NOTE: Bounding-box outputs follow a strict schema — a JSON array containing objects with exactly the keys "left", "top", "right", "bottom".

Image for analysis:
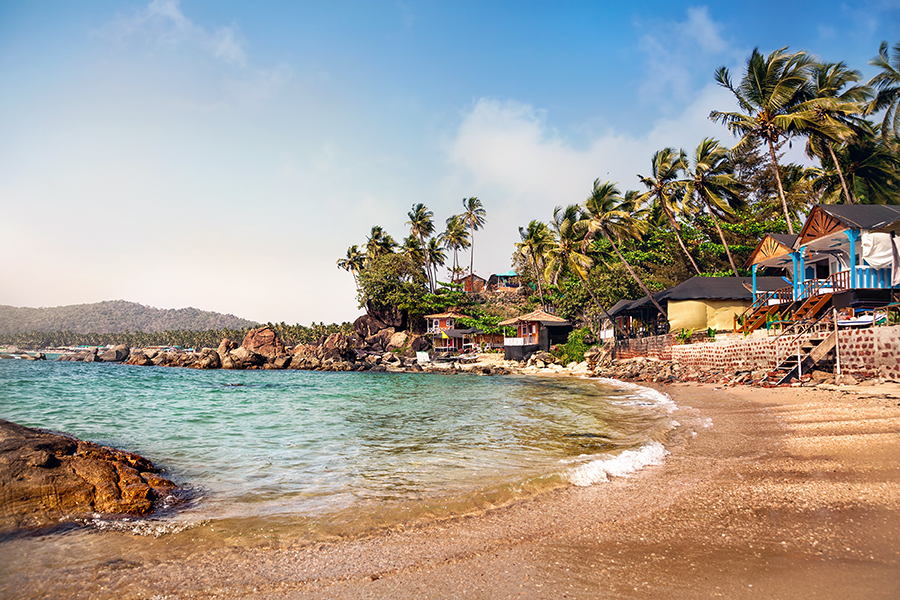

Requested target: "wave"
[{"left": 563, "top": 441, "right": 669, "bottom": 486}]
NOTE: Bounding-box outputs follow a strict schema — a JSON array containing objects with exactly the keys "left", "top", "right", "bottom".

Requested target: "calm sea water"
[{"left": 0, "top": 359, "right": 676, "bottom": 538}]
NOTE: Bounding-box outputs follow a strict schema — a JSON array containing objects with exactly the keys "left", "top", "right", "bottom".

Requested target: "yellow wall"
[{"left": 667, "top": 299, "right": 749, "bottom": 333}]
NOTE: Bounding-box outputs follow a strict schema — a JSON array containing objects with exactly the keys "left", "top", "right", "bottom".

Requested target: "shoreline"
[{"left": 3, "top": 379, "right": 899, "bottom": 598}]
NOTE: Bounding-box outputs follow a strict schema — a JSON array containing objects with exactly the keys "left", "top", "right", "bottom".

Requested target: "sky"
[{"left": 1, "top": 1, "right": 898, "bottom": 325}]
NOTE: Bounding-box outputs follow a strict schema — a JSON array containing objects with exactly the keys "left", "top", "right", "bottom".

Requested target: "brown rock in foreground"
[{"left": 0, "top": 419, "right": 180, "bottom": 532}]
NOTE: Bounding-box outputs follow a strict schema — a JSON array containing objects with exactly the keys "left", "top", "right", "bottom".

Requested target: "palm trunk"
[
  {"left": 469, "top": 224, "right": 475, "bottom": 279},
  {"left": 703, "top": 195, "right": 739, "bottom": 276},
  {"left": 603, "top": 229, "right": 668, "bottom": 318},
  {"left": 575, "top": 270, "right": 627, "bottom": 337},
  {"left": 767, "top": 139, "right": 794, "bottom": 235},
  {"left": 529, "top": 253, "right": 545, "bottom": 308},
  {"left": 828, "top": 142, "right": 853, "bottom": 204},
  {"left": 661, "top": 203, "right": 702, "bottom": 275}
]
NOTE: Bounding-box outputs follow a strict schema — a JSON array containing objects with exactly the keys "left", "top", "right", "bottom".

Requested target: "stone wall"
[{"left": 619, "top": 326, "right": 900, "bottom": 377}]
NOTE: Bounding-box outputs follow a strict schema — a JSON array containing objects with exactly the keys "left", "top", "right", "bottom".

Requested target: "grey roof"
[
  {"left": 443, "top": 327, "right": 481, "bottom": 338},
  {"left": 817, "top": 204, "right": 900, "bottom": 231},
  {"left": 608, "top": 276, "right": 791, "bottom": 317},
  {"left": 769, "top": 233, "right": 799, "bottom": 248}
]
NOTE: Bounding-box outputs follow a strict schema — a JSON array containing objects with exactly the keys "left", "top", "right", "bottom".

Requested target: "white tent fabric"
[
  {"left": 893, "top": 235, "right": 900, "bottom": 287},
  {"left": 862, "top": 231, "right": 894, "bottom": 268}
]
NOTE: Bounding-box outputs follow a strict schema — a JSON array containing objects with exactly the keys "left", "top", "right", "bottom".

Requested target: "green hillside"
[{"left": 0, "top": 300, "right": 258, "bottom": 335}]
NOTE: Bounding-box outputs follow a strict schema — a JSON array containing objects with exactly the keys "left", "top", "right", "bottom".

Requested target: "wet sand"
[{"left": 3, "top": 381, "right": 900, "bottom": 599}]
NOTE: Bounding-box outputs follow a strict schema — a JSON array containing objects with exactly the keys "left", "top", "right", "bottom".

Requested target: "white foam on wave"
[
  {"left": 592, "top": 377, "right": 677, "bottom": 412},
  {"left": 565, "top": 441, "right": 669, "bottom": 486}
]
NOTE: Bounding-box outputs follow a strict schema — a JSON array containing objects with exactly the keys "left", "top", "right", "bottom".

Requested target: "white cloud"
[
  {"left": 442, "top": 86, "right": 737, "bottom": 276},
  {"left": 110, "top": 0, "right": 247, "bottom": 66},
  {"left": 637, "top": 6, "right": 736, "bottom": 106}
]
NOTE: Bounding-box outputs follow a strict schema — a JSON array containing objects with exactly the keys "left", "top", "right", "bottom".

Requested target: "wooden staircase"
[
  {"left": 770, "top": 332, "right": 837, "bottom": 385},
  {"left": 792, "top": 293, "right": 833, "bottom": 321}
]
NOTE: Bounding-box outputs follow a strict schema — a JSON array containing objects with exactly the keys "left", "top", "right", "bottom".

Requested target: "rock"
[
  {"left": 125, "top": 351, "right": 153, "bottom": 366},
  {"left": 289, "top": 345, "right": 322, "bottom": 370},
  {"left": 411, "top": 335, "right": 432, "bottom": 352},
  {"left": 0, "top": 419, "right": 181, "bottom": 532},
  {"left": 366, "top": 328, "right": 397, "bottom": 352},
  {"left": 353, "top": 314, "right": 385, "bottom": 338},
  {"left": 217, "top": 338, "right": 237, "bottom": 361},
  {"left": 229, "top": 346, "right": 265, "bottom": 368},
  {"left": 272, "top": 355, "right": 292, "bottom": 369},
  {"left": 98, "top": 344, "right": 130, "bottom": 363},
  {"left": 811, "top": 370, "right": 832, "bottom": 382},
  {"left": 835, "top": 373, "right": 858, "bottom": 386},
  {"left": 240, "top": 326, "right": 286, "bottom": 360},
  {"left": 387, "top": 331, "right": 408, "bottom": 351},
  {"left": 191, "top": 348, "right": 221, "bottom": 370}
]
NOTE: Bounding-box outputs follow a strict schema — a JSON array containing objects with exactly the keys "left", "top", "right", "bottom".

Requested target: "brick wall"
[
  {"left": 615, "top": 335, "right": 674, "bottom": 360},
  {"left": 619, "top": 326, "right": 900, "bottom": 377}
]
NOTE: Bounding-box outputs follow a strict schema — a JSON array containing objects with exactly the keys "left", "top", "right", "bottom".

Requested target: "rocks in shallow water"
[{"left": 0, "top": 419, "right": 180, "bottom": 532}]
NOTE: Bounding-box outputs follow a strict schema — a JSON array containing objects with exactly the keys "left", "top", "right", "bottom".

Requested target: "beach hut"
[
  {"left": 453, "top": 274, "right": 486, "bottom": 293},
  {"left": 424, "top": 311, "right": 478, "bottom": 352},
  {"left": 499, "top": 309, "right": 572, "bottom": 361},
  {"left": 487, "top": 270, "right": 520, "bottom": 292},
  {"left": 608, "top": 276, "right": 789, "bottom": 336},
  {"left": 740, "top": 204, "right": 900, "bottom": 333}
]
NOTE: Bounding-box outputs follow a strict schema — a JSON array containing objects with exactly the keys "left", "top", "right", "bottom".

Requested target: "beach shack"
[
  {"left": 499, "top": 309, "right": 572, "bottom": 361},
  {"left": 487, "top": 270, "right": 520, "bottom": 292},
  {"left": 453, "top": 274, "right": 486, "bottom": 293},
  {"left": 740, "top": 204, "right": 900, "bottom": 334},
  {"left": 424, "top": 311, "right": 478, "bottom": 352},
  {"left": 607, "top": 276, "right": 790, "bottom": 336}
]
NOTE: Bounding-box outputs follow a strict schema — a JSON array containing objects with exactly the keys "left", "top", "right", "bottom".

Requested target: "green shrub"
[{"left": 552, "top": 327, "right": 591, "bottom": 365}]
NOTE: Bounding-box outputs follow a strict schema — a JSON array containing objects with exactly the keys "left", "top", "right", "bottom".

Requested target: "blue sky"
[{"left": 1, "top": 1, "right": 898, "bottom": 324}]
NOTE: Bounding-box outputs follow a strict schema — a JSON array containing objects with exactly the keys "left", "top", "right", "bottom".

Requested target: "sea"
[{"left": 0, "top": 359, "right": 678, "bottom": 591}]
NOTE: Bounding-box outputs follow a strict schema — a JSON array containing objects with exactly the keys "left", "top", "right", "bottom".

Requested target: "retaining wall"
[{"left": 617, "top": 326, "right": 900, "bottom": 377}]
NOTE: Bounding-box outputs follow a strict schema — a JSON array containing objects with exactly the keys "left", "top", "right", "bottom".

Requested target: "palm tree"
[
  {"left": 336, "top": 244, "right": 366, "bottom": 284},
  {"left": 401, "top": 235, "right": 426, "bottom": 268},
  {"left": 638, "top": 148, "right": 701, "bottom": 275},
  {"left": 544, "top": 204, "right": 588, "bottom": 285},
  {"left": 516, "top": 220, "right": 555, "bottom": 308},
  {"left": 711, "top": 47, "right": 817, "bottom": 234},
  {"left": 425, "top": 238, "right": 447, "bottom": 289},
  {"left": 677, "top": 138, "right": 744, "bottom": 276},
  {"left": 406, "top": 203, "right": 436, "bottom": 289},
  {"left": 815, "top": 128, "right": 900, "bottom": 204},
  {"left": 441, "top": 215, "right": 470, "bottom": 280},
  {"left": 868, "top": 41, "right": 900, "bottom": 145},
  {"left": 365, "top": 225, "right": 397, "bottom": 260},
  {"left": 459, "top": 196, "right": 487, "bottom": 280},
  {"left": 805, "top": 62, "right": 873, "bottom": 204},
  {"left": 580, "top": 180, "right": 667, "bottom": 319}
]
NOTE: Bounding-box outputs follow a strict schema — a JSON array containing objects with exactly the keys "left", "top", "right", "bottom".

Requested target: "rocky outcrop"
[
  {"left": 0, "top": 420, "right": 180, "bottom": 532},
  {"left": 241, "top": 326, "right": 285, "bottom": 359},
  {"left": 98, "top": 344, "right": 130, "bottom": 363}
]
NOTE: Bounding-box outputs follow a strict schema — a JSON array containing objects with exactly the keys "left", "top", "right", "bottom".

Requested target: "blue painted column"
[
  {"left": 790, "top": 253, "right": 800, "bottom": 300},
  {"left": 798, "top": 248, "right": 806, "bottom": 299},
  {"left": 752, "top": 263, "right": 758, "bottom": 296},
  {"left": 845, "top": 230, "right": 859, "bottom": 288}
]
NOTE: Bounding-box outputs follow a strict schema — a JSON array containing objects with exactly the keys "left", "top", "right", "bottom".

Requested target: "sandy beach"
[{"left": 3, "top": 378, "right": 898, "bottom": 599}]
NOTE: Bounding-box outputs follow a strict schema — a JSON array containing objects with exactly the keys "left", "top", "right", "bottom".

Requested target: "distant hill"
[{"left": 0, "top": 301, "right": 258, "bottom": 334}]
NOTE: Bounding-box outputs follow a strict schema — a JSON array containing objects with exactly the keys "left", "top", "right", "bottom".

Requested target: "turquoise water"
[{"left": 0, "top": 359, "right": 676, "bottom": 535}]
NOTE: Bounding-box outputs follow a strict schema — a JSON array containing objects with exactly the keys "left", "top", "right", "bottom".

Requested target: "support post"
[
  {"left": 845, "top": 230, "right": 859, "bottom": 289},
  {"left": 833, "top": 307, "right": 841, "bottom": 377}
]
